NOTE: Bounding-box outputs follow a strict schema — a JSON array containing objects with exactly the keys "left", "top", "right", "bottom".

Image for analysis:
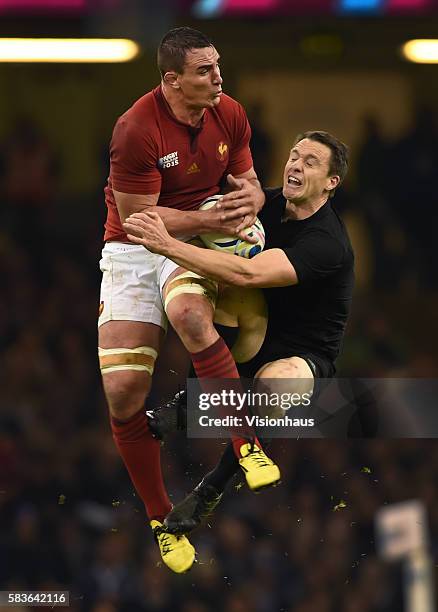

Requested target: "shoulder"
[
  {"left": 323, "top": 203, "right": 354, "bottom": 257},
  {"left": 300, "top": 226, "right": 353, "bottom": 268},
  {"left": 111, "top": 91, "right": 162, "bottom": 153},
  {"left": 114, "top": 88, "right": 158, "bottom": 134},
  {"left": 304, "top": 202, "right": 350, "bottom": 239},
  {"left": 215, "top": 94, "right": 248, "bottom": 119}
]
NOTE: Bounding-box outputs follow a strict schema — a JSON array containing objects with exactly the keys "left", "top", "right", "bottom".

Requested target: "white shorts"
[{"left": 98, "top": 242, "right": 181, "bottom": 330}]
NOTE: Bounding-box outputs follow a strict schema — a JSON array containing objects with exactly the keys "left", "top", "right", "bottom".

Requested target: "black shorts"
[
  {"left": 237, "top": 347, "right": 335, "bottom": 380},
  {"left": 214, "top": 323, "right": 335, "bottom": 381},
  {"left": 236, "top": 349, "right": 333, "bottom": 413}
]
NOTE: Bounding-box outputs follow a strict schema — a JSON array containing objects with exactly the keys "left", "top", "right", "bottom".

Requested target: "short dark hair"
[
  {"left": 294, "top": 130, "right": 349, "bottom": 197},
  {"left": 157, "top": 27, "right": 213, "bottom": 77}
]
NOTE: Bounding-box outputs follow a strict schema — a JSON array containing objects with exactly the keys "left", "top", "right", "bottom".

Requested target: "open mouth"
[{"left": 287, "top": 175, "right": 302, "bottom": 186}]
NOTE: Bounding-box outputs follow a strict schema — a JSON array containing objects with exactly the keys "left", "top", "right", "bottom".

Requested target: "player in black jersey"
[{"left": 123, "top": 131, "right": 354, "bottom": 534}]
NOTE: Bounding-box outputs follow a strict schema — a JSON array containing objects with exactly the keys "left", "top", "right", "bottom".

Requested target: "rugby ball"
[{"left": 199, "top": 195, "right": 265, "bottom": 259}]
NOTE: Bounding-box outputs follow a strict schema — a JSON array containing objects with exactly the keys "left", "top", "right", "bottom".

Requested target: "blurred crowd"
[{"left": 0, "top": 110, "right": 437, "bottom": 611}]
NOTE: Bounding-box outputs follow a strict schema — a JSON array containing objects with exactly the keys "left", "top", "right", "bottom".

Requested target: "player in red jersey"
[{"left": 98, "top": 27, "right": 280, "bottom": 573}]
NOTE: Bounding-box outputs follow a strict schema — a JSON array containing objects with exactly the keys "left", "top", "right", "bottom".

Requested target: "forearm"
[
  {"left": 247, "top": 176, "right": 262, "bottom": 190},
  {"left": 162, "top": 238, "right": 253, "bottom": 286},
  {"left": 114, "top": 189, "right": 225, "bottom": 237},
  {"left": 155, "top": 206, "right": 224, "bottom": 237},
  {"left": 122, "top": 211, "right": 296, "bottom": 288}
]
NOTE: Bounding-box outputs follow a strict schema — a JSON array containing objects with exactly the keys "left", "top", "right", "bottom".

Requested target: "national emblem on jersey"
[{"left": 216, "top": 141, "right": 228, "bottom": 161}]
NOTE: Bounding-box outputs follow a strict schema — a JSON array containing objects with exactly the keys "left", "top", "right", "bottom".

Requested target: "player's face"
[
  {"left": 177, "top": 46, "right": 223, "bottom": 109},
  {"left": 283, "top": 139, "right": 339, "bottom": 204}
]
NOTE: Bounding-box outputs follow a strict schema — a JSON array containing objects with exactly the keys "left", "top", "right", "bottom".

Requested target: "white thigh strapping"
[{"left": 157, "top": 255, "right": 182, "bottom": 296}]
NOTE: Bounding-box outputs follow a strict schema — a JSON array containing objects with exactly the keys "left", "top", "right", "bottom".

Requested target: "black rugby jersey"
[{"left": 257, "top": 187, "right": 354, "bottom": 366}]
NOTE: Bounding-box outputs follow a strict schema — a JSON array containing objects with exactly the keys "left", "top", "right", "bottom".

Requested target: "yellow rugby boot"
[
  {"left": 238, "top": 443, "right": 281, "bottom": 491},
  {"left": 150, "top": 520, "right": 195, "bottom": 573}
]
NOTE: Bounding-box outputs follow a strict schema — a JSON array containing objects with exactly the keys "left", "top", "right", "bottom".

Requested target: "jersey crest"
[{"left": 217, "top": 141, "right": 228, "bottom": 161}]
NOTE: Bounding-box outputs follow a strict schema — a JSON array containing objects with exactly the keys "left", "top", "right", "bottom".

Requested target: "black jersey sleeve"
[{"left": 283, "top": 229, "right": 345, "bottom": 284}]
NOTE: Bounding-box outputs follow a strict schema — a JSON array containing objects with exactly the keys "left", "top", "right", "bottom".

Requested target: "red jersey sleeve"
[
  {"left": 226, "top": 101, "right": 253, "bottom": 177},
  {"left": 110, "top": 116, "right": 162, "bottom": 195}
]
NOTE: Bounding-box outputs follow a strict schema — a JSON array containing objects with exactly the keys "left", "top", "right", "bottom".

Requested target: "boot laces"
[
  {"left": 247, "top": 448, "right": 270, "bottom": 468},
  {"left": 155, "top": 528, "right": 175, "bottom": 556}
]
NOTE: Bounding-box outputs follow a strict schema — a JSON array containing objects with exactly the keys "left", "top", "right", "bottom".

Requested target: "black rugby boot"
[
  {"left": 164, "top": 480, "right": 223, "bottom": 534},
  {"left": 147, "top": 389, "right": 187, "bottom": 440}
]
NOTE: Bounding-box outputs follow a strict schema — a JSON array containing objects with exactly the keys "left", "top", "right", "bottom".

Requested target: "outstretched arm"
[
  {"left": 114, "top": 189, "right": 257, "bottom": 239},
  {"left": 123, "top": 211, "right": 298, "bottom": 289}
]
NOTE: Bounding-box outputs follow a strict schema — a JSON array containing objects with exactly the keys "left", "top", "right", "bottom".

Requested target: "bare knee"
[
  {"left": 257, "top": 357, "right": 312, "bottom": 379},
  {"left": 256, "top": 357, "right": 314, "bottom": 398},
  {"left": 98, "top": 320, "right": 163, "bottom": 420},
  {"left": 257, "top": 361, "right": 297, "bottom": 379},
  {"left": 167, "top": 300, "right": 216, "bottom": 351},
  {"left": 169, "top": 304, "right": 208, "bottom": 338},
  {"left": 102, "top": 371, "right": 151, "bottom": 421}
]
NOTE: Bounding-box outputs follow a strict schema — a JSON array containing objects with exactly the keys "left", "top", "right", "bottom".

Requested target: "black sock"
[{"left": 202, "top": 443, "right": 239, "bottom": 493}]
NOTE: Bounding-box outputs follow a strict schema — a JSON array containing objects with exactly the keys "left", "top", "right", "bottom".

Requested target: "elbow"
[
  {"left": 229, "top": 271, "right": 260, "bottom": 289},
  {"left": 220, "top": 259, "right": 260, "bottom": 288},
  {"left": 244, "top": 276, "right": 262, "bottom": 289}
]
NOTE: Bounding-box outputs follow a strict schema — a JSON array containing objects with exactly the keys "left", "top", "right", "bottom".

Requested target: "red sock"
[
  {"left": 110, "top": 409, "right": 172, "bottom": 522},
  {"left": 190, "top": 337, "right": 261, "bottom": 458}
]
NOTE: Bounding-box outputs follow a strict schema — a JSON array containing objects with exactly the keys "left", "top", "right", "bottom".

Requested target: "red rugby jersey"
[{"left": 104, "top": 86, "right": 253, "bottom": 242}]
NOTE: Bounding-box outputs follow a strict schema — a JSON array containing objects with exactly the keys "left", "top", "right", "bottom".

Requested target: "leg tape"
[
  {"left": 164, "top": 271, "right": 218, "bottom": 312},
  {"left": 98, "top": 346, "right": 157, "bottom": 375}
]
